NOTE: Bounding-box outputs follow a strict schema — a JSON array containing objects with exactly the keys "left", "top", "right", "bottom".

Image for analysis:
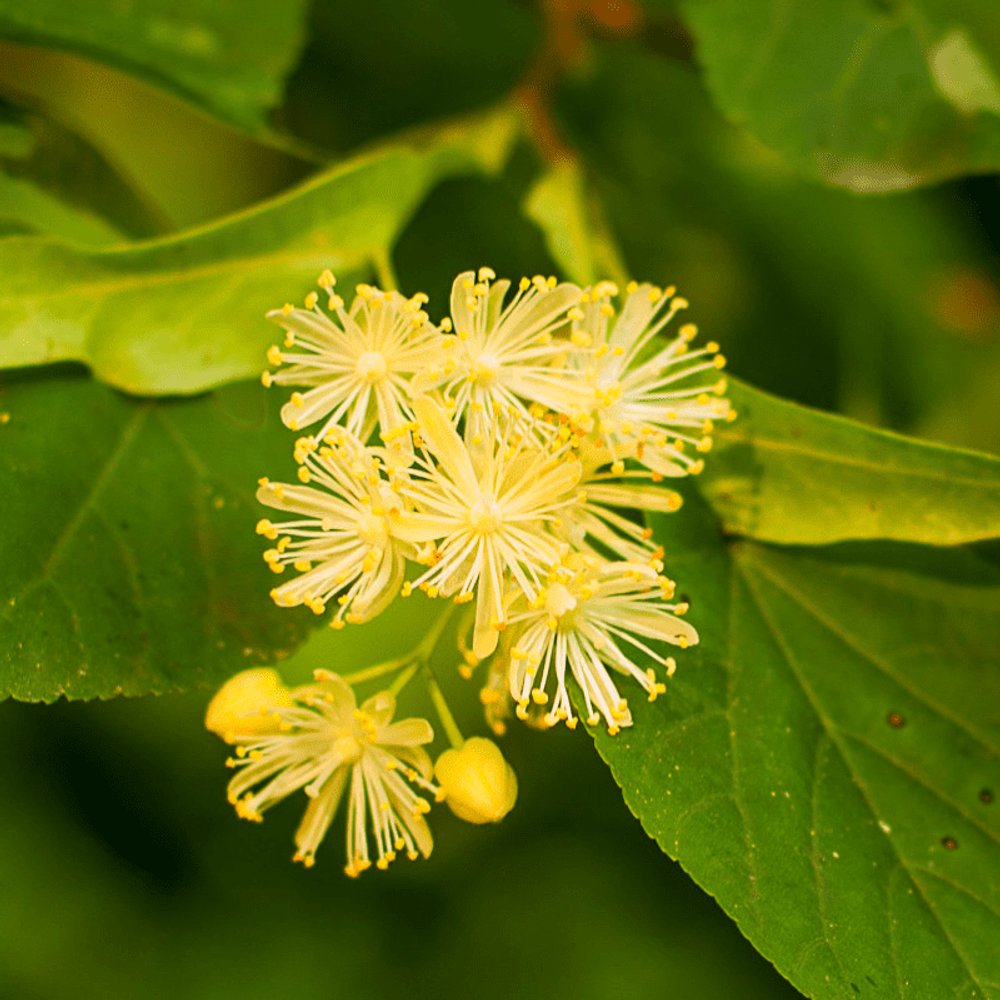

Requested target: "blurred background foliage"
[{"left": 1, "top": 0, "right": 999, "bottom": 997}]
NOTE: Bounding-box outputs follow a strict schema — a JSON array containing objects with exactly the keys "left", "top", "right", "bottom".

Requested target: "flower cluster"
[
  {"left": 258, "top": 267, "right": 731, "bottom": 729},
  {"left": 207, "top": 265, "right": 732, "bottom": 874}
]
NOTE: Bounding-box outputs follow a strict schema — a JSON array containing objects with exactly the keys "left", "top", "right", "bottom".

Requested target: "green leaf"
[
  {"left": 591, "top": 493, "right": 1000, "bottom": 1000},
  {"left": 0, "top": 371, "right": 314, "bottom": 703},
  {"left": 700, "top": 379, "right": 1000, "bottom": 546},
  {"left": 0, "top": 105, "right": 520, "bottom": 394},
  {"left": 0, "top": 97, "right": 164, "bottom": 242},
  {"left": 0, "top": 171, "right": 123, "bottom": 246},
  {"left": 673, "top": 0, "right": 1000, "bottom": 188},
  {"left": 522, "top": 159, "right": 630, "bottom": 288},
  {"left": 0, "top": 0, "right": 308, "bottom": 132}
]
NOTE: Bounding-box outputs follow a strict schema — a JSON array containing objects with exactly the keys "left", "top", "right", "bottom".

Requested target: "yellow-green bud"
[
  {"left": 434, "top": 737, "right": 517, "bottom": 824},
  {"left": 205, "top": 668, "right": 292, "bottom": 743}
]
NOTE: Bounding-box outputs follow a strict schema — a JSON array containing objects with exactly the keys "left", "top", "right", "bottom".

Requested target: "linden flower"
[
  {"left": 263, "top": 272, "right": 441, "bottom": 454},
  {"left": 256, "top": 430, "right": 411, "bottom": 628},
  {"left": 423, "top": 267, "right": 585, "bottom": 434},
  {"left": 506, "top": 558, "right": 698, "bottom": 733},
  {"left": 570, "top": 281, "right": 732, "bottom": 477},
  {"left": 389, "top": 396, "right": 580, "bottom": 659},
  {"left": 220, "top": 669, "right": 441, "bottom": 875}
]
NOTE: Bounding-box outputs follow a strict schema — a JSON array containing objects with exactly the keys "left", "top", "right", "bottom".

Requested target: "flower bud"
[
  {"left": 205, "top": 668, "right": 292, "bottom": 743},
  {"left": 434, "top": 737, "right": 517, "bottom": 824}
]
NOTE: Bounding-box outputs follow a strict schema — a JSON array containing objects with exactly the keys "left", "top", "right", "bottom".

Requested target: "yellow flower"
[
  {"left": 435, "top": 737, "right": 518, "bottom": 824},
  {"left": 570, "top": 281, "right": 732, "bottom": 477},
  {"left": 255, "top": 430, "right": 412, "bottom": 628},
  {"left": 506, "top": 557, "right": 696, "bottom": 734},
  {"left": 216, "top": 669, "right": 442, "bottom": 875},
  {"left": 420, "top": 268, "right": 586, "bottom": 436},
  {"left": 205, "top": 668, "right": 292, "bottom": 742},
  {"left": 264, "top": 276, "right": 441, "bottom": 457},
  {"left": 390, "top": 396, "right": 580, "bottom": 659}
]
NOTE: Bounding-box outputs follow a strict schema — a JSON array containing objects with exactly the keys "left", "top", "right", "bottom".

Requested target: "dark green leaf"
[
  {"left": 0, "top": 105, "right": 520, "bottom": 394},
  {"left": 0, "top": 372, "right": 313, "bottom": 702},
  {"left": 702, "top": 379, "right": 1000, "bottom": 546},
  {"left": 591, "top": 492, "right": 1000, "bottom": 1000},
  {"left": 673, "top": 0, "right": 1000, "bottom": 188},
  {"left": 0, "top": 0, "right": 309, "bottom": 132}
]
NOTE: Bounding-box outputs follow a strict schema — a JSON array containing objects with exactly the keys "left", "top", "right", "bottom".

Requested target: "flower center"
[
  {"left": 355, "top": 512, "right": 388, "bottom": 546},
  {"left": 331, "top": 734, "right": 364, "bottom": 763},
  {"left": 356, "top": 351, "right": 388, "bottom": 383},
  {"left": 468, "top": 497, "right": 504, "bottom": 534},
  {"left": 469, "top": 354, "right": 500, "bottom": 385},
  {"left": 545, "top": 582, "right": 579, "bottom": 628}
]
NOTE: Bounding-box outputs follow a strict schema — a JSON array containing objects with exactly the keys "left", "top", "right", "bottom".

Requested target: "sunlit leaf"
[
  {"left": 591, "top": 493, "right": 1000, "bottom": 1000},
  {"left": 0, "top": 105, "right": 520, "bottom": 394},
  {"left": 702, "top": 379, "right": 1000, "bottom": 546}
]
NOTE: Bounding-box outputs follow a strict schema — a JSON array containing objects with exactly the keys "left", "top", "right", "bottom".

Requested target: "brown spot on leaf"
[
  {"left": 980, "top": 789, "right": 995, "bottom": 805},
  {"left": 941, "top": 837, "right": 958, "bottom": 850},
  {"left": 886, "top": 712, "right": 906, "bottom": 728}
]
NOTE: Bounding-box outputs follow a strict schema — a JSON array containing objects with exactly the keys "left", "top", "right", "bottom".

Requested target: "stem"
[
  {"left": 373, "top": 247, "right": 399, "bottom": 292},
  {"left": 423, "top": 663, "right": 465, "bottom": 750},
  {"left": 345, "top": 601, "right": 457, "bottom": 698},
  {"left": 340, "top": 656, "right": 410, "bottom": 686},
  {"left": 388, "top": 660, "right": 421, "bottom": 698}
]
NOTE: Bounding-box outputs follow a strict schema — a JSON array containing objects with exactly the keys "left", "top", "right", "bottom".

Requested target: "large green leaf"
[
  {"left": 0, "top": 372, "right": 313, "bottom": 702},
  {"left": 0, "top": 0, "right": 308, "bottom": 132},
  {"left": 702, "top": 379, "right": 1000, "bottom": 546},
  {"left": 673, "top": 0, "right": 1000, "bottom": 189},
  {"left": 0, "top": 105, "right": 519, "bottom": 394},
  {"left": 591, "top": 493, "right": 1000, "bottom": 1000}
]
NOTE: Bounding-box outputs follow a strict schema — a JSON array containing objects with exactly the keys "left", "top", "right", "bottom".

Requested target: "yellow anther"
[
  {"left": 304, "top": 291, "right": 319, "bottom": 309},
  {"left": 318, "top": 269, "right": 336, "bottom": 288},
  {"left": 281, "top": 302, "right": 294, "bottom": 316},
  {"left": 260, "top": 370, "right": 273, "bottom": 387}
]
